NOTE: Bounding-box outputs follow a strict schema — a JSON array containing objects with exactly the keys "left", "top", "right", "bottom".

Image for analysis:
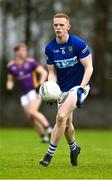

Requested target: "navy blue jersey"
[{"left": 45, "top": 34, "right": 91, "bottom": 92}]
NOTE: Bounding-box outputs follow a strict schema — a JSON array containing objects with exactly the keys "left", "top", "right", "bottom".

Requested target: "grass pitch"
[{"left": 0, "top": 129, "right": 112, "bottom": 179}]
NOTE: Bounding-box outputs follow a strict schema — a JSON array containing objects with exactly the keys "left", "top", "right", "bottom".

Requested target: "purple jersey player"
[
  {"left": 6, "top": 43, "right": 52, "bottom": 142},
  {"left": 7, "top": 57, "right": 41, "bottom": 95}
]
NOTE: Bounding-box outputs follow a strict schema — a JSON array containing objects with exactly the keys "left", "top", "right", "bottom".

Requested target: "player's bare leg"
[
  {"left": 29, "top": 95, "right": 52, "bottom": 136},
  {"left": 33, "top": 119, "right": 50, "bottom": 142},
  {"left": 40, "top": 92, "right": 80, "bottom": 166},
  {"left": 50, "top": 92, "right": 77, "bottom": 144},
  {"left": 64, "top": 113, "right": 74, "bottom": 143},
  {"left": 23, "top": 106, "right": 49, "bottom": 142},
  {"left": 23, "top": 99, "right": 51, "bottom": 142},
  {"left": 65, "top": 113, "right": 81, "bottom": 166}
]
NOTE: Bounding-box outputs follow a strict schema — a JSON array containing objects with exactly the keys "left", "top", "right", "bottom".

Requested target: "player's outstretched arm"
[
  {"left": 47, "top": 65, "right": 57, "bottom": 82},
  {"left": 80, "top": 54, "right": 93, "bottom": 89}
]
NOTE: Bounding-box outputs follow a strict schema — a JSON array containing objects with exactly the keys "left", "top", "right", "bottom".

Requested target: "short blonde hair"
[
  {"left": 53, "top": 13, "right": 70, "bottom": 22},
  {"left": 14, "top": 43, "right": 27, "bottom": 52}
]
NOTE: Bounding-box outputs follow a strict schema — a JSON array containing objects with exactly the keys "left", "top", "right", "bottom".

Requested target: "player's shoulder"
[
  {"left": 70, "top": 34, "right": 85, "bottom": 44},
  {"left": 27, "top": 57, "right": 40, "bottom": 67},
  {"left": 7, "top": 60, "right": 15, "bottom": 67},
  {"left": 45, "top": 38, "right": 56, "bottom": 51},
  {"left": 27, "top": 57, "right": 35, "bottom": 62},
  {"left": 70, "top": 34, "right": 88, "bottom": 51}
]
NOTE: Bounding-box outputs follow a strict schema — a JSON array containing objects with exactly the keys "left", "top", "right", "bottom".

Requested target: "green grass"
[{"left": 0, "top": 129, "right": 112, "bottom": 179}]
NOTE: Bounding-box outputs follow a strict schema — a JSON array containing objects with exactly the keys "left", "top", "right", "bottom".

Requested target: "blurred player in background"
[
  {"left": 40, "top": 13, "right": 93, "bottom": 166},
  {"left": 6, "top": 43, "right": 52, "bottom": 143}
]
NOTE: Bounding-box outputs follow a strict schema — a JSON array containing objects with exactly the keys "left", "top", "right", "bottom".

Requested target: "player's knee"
[
  {"left": 56, "top": 111, "right": 66, "bottom": 126},
  {"left": 28, "top": 109, "right": 35, "bottom": 119}
]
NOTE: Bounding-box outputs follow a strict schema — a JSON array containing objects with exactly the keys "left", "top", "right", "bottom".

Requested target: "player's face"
[
  {"left": 16, "top": 47, "right": 27, "bottom": 59},
  {"left": 53, "top": 18, "right": 70, "bottom": 37}
]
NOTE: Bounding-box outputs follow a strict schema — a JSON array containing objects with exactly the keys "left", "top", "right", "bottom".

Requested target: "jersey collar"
[{"left": 56, "top": 34, "right": 70, "bottom": 44}]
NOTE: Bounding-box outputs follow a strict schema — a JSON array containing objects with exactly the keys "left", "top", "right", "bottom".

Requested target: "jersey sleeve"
[
  {"left": 31, "top": 60, "right": 39, "bottom": 70},
  {"left": 76, "top": 39, "right": 91, "bottom": 59},
  {"left": 45, "top": 46, "right": 54, "bottom": 65},
  {"left": 7, "top": 65, "right": 13, "bottom": 75}
]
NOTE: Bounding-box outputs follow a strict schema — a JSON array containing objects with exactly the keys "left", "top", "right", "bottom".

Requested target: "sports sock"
[
  {"left": 45, "top": 125, "right": 52, "bottom": 134},
  {"left": 40, "top": 134, "right": 49, "bottom": 141},
  {"left": 40, "top": 133, "right": 46, "bottom": 138},
  {"left": 68, "top": 140, "right": 77, "bottom": 152},
  {"left": 47, "top": 143, "right": 57, "bottom": 156}
]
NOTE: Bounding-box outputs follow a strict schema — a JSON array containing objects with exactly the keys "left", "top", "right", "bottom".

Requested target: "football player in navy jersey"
[{"left": 40, "top": 13, "right": 93, "bottom": 166}]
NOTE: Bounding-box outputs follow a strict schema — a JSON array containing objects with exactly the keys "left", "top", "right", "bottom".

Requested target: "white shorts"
[
  {"left": 20, "top": 89, "right": 37, "bottom": 106},
  {"left": 58, "top": 85, "right": 90, "bottom": 108}
]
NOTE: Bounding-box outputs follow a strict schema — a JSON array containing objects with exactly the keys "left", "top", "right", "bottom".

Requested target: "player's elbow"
[
  {"left": 88, "top": 67, "right": 93, "bottom": 77},
  {"left": 90, "top": 66, "right": 93, "bottom": 74}
]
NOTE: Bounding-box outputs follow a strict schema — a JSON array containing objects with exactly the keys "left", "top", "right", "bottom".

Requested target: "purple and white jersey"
[{"left": 7, "top": 59, "right": 40, "bottom": 95}]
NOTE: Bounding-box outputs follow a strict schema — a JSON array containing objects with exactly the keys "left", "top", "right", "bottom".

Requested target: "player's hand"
[
  {"left": 76, "top": 87, "right": 85, "bottom": 108},
  {"left": 35, "top": 83, "right": 41, "bottom": 93}
]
